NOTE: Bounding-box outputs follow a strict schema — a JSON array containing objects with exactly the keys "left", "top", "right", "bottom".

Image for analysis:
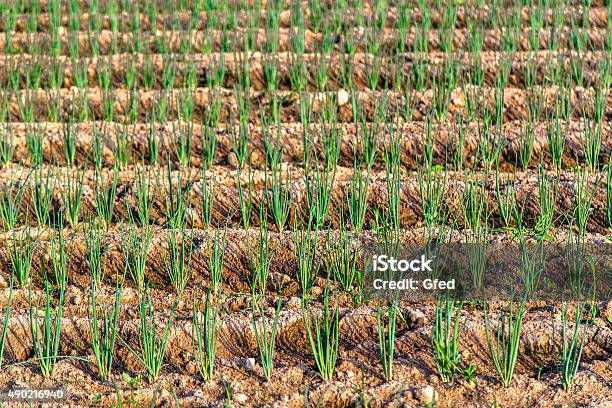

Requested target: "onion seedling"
[{"left": 193, "top": 291, "right": 217, "bottom": 380}]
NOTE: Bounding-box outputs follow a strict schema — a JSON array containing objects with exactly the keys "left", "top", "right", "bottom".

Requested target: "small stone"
[
  {"left": 337, "top": 89, "right": 350, "bottom": 106},
  {"left": 234, "top": 393, "right": 248, "bottom": 404},
  {"left": 247, "top": 358, "right": 256, "bottom": 370},
  {"left": 230, "top": 357, "right": 256, "bottom": 371},
  {"left": 414, "top": 386, "right": 438, "bottom": 405},
  {"left": 408, "top": 309, "right": 427, "bottom": 326}
]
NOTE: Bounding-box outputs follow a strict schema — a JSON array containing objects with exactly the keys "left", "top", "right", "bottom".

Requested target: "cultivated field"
[{"left": 0, "top": 0, "right": 611, "bottom": 406}]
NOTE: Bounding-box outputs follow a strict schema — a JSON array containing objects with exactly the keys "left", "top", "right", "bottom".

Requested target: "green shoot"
[
  {"left": 432, "top": 296, "right": 465, "bottom": 383},
  {"left": 327, "top": 227, "right": 359, "bottom": 294},
  {"left": 304, "top": 164, "right": 335, "bottom": 228},
  {"left": 0, "top": 271, "right": 13, "bottom": 369},
  {"left": 121, "top": 287, "right": 181, "bottom": 382},
  {"left": 382, "top": 119, "right": 401, "bottom": 232},
  {"left": 484, "top": 297, "right": 527, "bottom": 388},
  {"left": 31, "top": 167, "right": 54, "bottom": 227},
  {"left": 554, "top": 302, "right": 588, "bottom": 392},
  {"left": 546, "top": 98, "right": 566, "bottom": 171},
  {"left": 494, "top": 170, "right": 516, "bottom": 229},
  {"left": 29, "top": 269, "right": 66, "bottom": 379},
  {"left": 302, "top": 286, "right": 339, "bottom": 381},
  {"left": 124, "top": 222, "right": 153, "bottom": 290},
  {"left": 94, "top": 166, "right": 118, "bottom": 228},
  {"left": 236, "top": 165, "right": 253, "bottom": 230},
  {"left": 89, "top": 267, "right": 123, "bottom": 381},
  {"left": 193, "top": 291, "right": 217, "bottom": 380},
  {"left": 166, "top": 227, "right": 194, "bottom": 294},
  {"left": 417, "top": 160, "right": 447, "bottom": 229},
  {"left": 377, "top": 300, "right": 398, "bottom": 381},
  {"left": 573, "top": 168, "right": 596, "bottom": 238},
  {"left": 86, "top": 225, "right": 105, "bottom": 290},
  {"left": 134, "top": 167, "right": 158, "bottom": 226},
  {"left": 251, "top": 296, "right": 282, "bottom": 381},
  {"left": 518, "top": 237, "right": 545, "bottom": 296},
  {"left": 265, "top": 150, "right": 292, "bottom": 233},
  {"left": 61, "top": 162, "right": 87, "bottom": 229},
  {"left": 249, "top": 206, "right": 275, "bottom": 295},
  {"left": 8, "top": 227, "right": 35, "bottom": 287},
  {"left": 346, "top": 161, "right": 370, "bottom": 233},
  {"left": 164, "top": 161, "right": 190, "bottom": 230},
  {"left": 0, "top": 173, "right": 27, "bottom": 230},
  {"left": 535, "top": 165, "right": 558, "bottom": 239},
  {"left": 293, "top": 219, "right": 319, "bottom": 298},
  {"left": 201, "top": 166, "right": 215, "bottom": 228},
  {"left": 201, "top": 123, "right": 216, "bottom": 170}
]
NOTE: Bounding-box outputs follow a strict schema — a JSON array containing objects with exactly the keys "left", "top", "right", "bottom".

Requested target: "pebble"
[
  {"left": 234, "top": 393, "right": 248, "bottom": 404},
  {"left": 230, "top": 357, "right": 256, "bottom": 371},
  {"left": 408, "top": 309, "right": 427, "bottom": 326},
  {"left": 337, "top": 89, "right": 350, "bottom": 106},
  {"left": 414, "top": 385, "right": 438, "bottom": 405}
]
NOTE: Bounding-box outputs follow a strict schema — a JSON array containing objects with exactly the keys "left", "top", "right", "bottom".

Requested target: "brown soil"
[
  {"left": 2, "top": 50, "right": 611, "bottom": 91},
  {"left": 24, "top": 0, "right": 612, "bottom": 13},
  {"left": 3, "top": 7, "right": 609, "bottom": 33},
  {"left": 2, "top": 120, "right": 611, "bottom": 170},
  {"left": 1, "top": 26, "right": 609, "bottom": 56},
  {"left": 0, "top": 227, "right": 610, "bottom": 406},
  {"left": 0, "top": 2, "right": 610, "bottom": 407},
  {"left": 0, "top": 226, "right": 610, "bottom": 290},
  {"left": 0, "top": 164, "right": 609, "bottom": 232},
  {"left": 3, "top": 86, "right": 612, "bottom": 123}
]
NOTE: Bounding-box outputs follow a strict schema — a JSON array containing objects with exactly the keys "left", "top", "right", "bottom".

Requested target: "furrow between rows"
[
  {"left": 2, "top": 50, "right": 611, "bottom": 91},
  {"left": 0, "top": 166, "right": 607, "bottom": 231},
  {"left": 1, "top": 27, "right": 609, "bottom": 55},
  {"left": 1, "top": 120, "right": 610, "bottom": 170},
  {"left": 2, "top": 87, "right": 610, "bottom": 122}
]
